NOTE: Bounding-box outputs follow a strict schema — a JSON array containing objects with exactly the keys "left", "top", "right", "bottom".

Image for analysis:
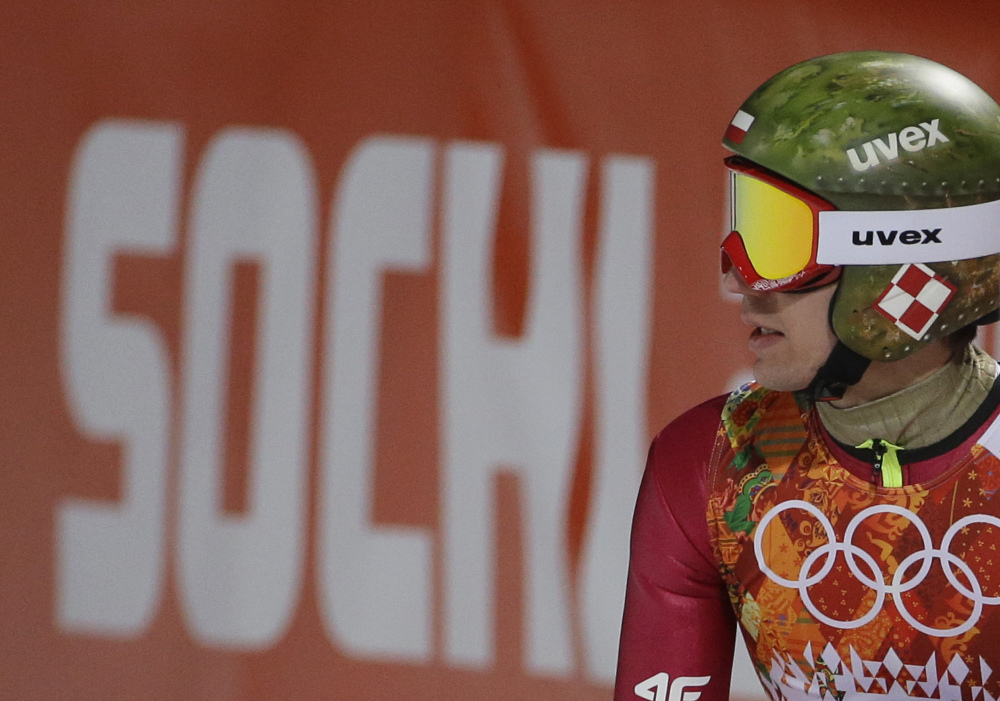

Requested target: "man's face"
[{"left": 723, "top": 270, "right": 839, "bottom": 391}]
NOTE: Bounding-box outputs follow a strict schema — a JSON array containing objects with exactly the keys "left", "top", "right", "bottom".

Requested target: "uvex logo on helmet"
[{"left": 845, "top": 118, "right": 949, "bottom": 172}]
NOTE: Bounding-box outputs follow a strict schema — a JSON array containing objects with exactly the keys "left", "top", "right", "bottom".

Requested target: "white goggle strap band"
[{"left": 816, "top": 197, "right": 1000, "bottom": 265}]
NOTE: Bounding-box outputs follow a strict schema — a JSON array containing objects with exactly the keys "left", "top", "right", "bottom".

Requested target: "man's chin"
[{"left": 752, "top": 361, "right": 814, "bottom": 393}]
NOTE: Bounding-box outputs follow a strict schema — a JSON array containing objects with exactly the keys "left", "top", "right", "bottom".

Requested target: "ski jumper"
[{"left": 615, "top": 361, "right": 1000, "bottom": 701}]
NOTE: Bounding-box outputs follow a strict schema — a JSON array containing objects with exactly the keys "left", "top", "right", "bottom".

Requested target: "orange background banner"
[{"left": 3, "top": 2, "right": 1000, "bottom": 699}]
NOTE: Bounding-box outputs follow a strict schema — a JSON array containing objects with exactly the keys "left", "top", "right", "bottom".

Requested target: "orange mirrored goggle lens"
[{"left": 730, "top": 170, "right": 815, "bottom": 280}]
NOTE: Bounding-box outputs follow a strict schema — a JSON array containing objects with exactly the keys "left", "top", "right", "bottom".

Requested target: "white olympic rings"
[{"left": 754, "top": 500, "right": 1000, "bottom": 636}]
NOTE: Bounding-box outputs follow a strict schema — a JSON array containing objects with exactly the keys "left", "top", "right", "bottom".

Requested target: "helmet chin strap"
[
  {"left": 806, "top": 340, "right": 871, "bottom": 402},
  {"left": 804, "top": 281, "right": 871, "bottom": 402},
  {"left": 976, "top": 308, "right": 1000, "bottom": 326},
  {"left": 805, "top": 296, "right": 997, "bottom": 402}
]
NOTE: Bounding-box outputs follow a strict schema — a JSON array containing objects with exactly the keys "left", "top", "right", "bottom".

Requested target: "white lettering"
[
  {"left": 846, "top": 119, "right": 948, "bottom": 171},
  {"left": 636, "top": 672, "right": 671, "bottom": 701},
  {"left": 57, "top": 121, "right": 180, "bottom": 635},
  {"left": 635, "top": 673, "right": 712, "bottom": 701},
  {"left": 58, "top": 124, "right": 666, "bottom": 679},
  {"left": 921, "top": 118, "right": 949, "bottom": 146},
  {"left": 579, "top": 156, "right": 655, "bottom": 682},
  {"left": 872, "top": 132, "right": 899, "bottom": 161},
  {"left": 670, "top": 676, "right": 712, "bottom": 701},
  {"left": 318, "top": 136, "right": 434, "bottom": 660},
  {"left": 441, "top": 143, "right": 585, "bottom": 673},
  {"left": 178, "top": 129, "right": 316, "bottom": 647},
  {"left": 846, "top": 142, "right": 879, "bottom": 172},
  {"left": 899, "top": 125, "right": 926, "bottom": 152}
]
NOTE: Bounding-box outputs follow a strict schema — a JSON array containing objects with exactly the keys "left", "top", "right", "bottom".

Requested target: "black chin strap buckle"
[
  {"left": 806, "top": 341, "right": 871, "bottom": 402},
  {"left": 812, "top": 380, "right": 850, "bottom": 402}
]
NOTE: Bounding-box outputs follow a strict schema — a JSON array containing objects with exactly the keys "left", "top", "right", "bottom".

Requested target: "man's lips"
[
  {"left": 748, "top": 328, "right": 784, "bottom": 354},
  {"left": 750, "top": 327, "right": 784, "bottom": 337},
  {"left": 743, "top": 318, "right": 785, "bottom": 351},
  {"left": 742, "top": 315, "right": 784, "bottom": 337}
]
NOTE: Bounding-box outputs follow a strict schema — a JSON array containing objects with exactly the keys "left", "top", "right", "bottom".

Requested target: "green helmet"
[{"left": 724, "top": 51, "right": 1000, "bottom": 363}]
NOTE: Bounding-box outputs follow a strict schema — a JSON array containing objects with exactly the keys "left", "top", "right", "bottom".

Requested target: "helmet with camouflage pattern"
[{"left": 724, "top": 51, "right": 1000, "bottom": 364}]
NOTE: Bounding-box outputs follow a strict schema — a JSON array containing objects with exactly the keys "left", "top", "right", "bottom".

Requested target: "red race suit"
[{"left": 615, "top": 383, "right": 1000, "bottom": 701}]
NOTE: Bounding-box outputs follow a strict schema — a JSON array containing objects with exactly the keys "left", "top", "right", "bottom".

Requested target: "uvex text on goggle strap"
[{"left": 721, "top": 156, "right": 1000, "bottom": 292}]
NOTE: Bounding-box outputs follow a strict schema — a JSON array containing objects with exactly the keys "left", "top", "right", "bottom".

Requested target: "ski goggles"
[
  {"left": 721, "top": 156, "right": 839, "bottom": 292},
  {"left": 721, "top": 155, "right": 1000, "bottom": 292}
]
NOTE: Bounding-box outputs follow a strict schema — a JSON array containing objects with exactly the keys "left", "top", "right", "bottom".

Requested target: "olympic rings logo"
[{"left": 754, "top": 500, "right": 1000, "bottom": 637}]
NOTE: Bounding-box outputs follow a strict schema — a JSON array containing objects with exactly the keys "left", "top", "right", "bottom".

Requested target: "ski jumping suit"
[{"left": 615, "top": 375, "right": 1000, "bottom": 701}]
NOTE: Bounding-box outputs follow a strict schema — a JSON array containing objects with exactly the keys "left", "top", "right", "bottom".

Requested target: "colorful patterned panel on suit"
[{"left": 707, "top": 383, "right": 1000, "bottom": 700}]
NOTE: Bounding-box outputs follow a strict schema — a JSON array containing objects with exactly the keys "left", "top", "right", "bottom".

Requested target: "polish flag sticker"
[
  {"left": 725, "top": 110, "right": 755, "bottom": 144},
  {"left": 874, "top": 263, "right": 956, "bottom": 340}
]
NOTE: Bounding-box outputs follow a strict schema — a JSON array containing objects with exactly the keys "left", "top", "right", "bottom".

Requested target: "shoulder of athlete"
[{"left": 645, "top": 393, "right": 731, "bottom": 502}]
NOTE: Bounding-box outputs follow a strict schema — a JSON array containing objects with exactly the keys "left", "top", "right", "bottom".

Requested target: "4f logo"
[{"left": 635, "top": 672, "right": 711, "bottom": 701}]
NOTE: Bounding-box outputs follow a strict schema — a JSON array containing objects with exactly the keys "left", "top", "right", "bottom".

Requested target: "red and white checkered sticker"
[{"left": 874, "top": 263, "right": 956, "bottom": 340}]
